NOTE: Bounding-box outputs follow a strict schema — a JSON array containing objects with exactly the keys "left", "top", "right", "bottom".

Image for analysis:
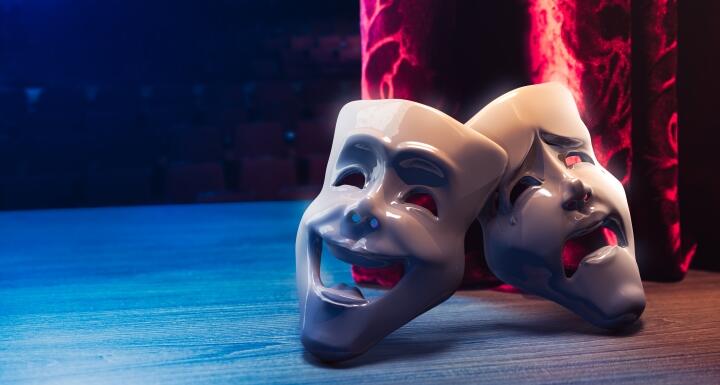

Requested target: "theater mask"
[
  {"left": 296, "top": 99, "right": 507, "bottom": 361},
  {"left": 466, "top": 83, "right": 645, "bottom": 329}
]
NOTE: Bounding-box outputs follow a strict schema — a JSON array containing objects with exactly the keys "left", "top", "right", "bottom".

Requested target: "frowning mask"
[
  {"left": 297, "top": 99, "right": 507, "bottom": 361},
  {"left": 466, "top": 83, "right": 645, "bottom": 329}
]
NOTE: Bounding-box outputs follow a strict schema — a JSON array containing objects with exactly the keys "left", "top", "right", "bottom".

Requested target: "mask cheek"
[
  {"left": 513, "top": 189, "right": 566, "bottom": 238},
  {"left": 482, "top": 189, "right": 570, "bottom": 287},
  {"left": 384, "top": 213, "right": 456, "bottom": 265},
  {"left": 574, "top": 171, "right": 634, "bottom": 239},
  {"left": 303, "top": 190, "right": 357, "bottom": 225}
]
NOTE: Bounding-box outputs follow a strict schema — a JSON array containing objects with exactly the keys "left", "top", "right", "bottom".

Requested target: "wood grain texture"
[{"left": 0, "top": 201, "right": 718, "bottom": 385}]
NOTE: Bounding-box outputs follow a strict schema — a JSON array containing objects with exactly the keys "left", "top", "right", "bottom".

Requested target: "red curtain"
[
  {"left": 354, "top": 0, "right": 695, "bottom": 288},
  {"left": 527, "top": 0, "right": 695, "bottom": 280}
]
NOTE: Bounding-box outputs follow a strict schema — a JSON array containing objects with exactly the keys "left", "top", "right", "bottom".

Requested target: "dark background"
[
  {"left": 678, "top": 1, "right": 720, "bottom": 271},
  {"left": 0, "top": 1, "right": 717, "bottom": 269},
  {"left": 0, "top": 0, "right": 360, "bottom": 208}
]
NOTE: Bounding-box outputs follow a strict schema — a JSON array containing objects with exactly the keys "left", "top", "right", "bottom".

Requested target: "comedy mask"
[
  {"left": 297, "top": 99, "right": 507, "bottom": 361},
  {"left": 466, "top": 83, "right": 645, "bottom": 329}
]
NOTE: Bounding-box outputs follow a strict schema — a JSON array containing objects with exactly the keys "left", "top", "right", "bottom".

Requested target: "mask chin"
[
  {"left": 558, "top": 245, "right": 645, "bottom": 328},
  {"left": 481, "top": 229, "right": 644, "bottom": 329}
]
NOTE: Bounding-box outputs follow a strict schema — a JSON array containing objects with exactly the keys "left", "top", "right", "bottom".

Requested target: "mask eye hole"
[
  {"left": 403, "top": 190, "right": 438, "bottom": 217},
  {"left": 564, "top": 151, "right": 594, "bottom": 168},
  {"left": 509, "top": 175, "right": 542, "bottom": 206},
  {"left": 334, "top": 170, "right": 366, "bottom": 189}
]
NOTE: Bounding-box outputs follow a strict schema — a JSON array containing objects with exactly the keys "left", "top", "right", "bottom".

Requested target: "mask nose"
[
  {"left": 562, "top": 178, "right": 592, "bottom": 211},
  {"left": 343, "top": 193, "right": 382, "bottom": 238},
  {"left": 345, "top": 209, "right": 380, "bottom": 234}
]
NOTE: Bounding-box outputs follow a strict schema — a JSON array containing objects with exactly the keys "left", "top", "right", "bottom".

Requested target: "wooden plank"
[{"left": 0, "top": 202, "right": 718, "bottom": 384}]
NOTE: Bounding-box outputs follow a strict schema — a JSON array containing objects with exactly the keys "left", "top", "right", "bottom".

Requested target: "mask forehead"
[
  {"left": 466, "top": 82, "right": 593, "bottom": 176},
  {"left": 329, "top": 99, "right": 508, "bottom": 202}
]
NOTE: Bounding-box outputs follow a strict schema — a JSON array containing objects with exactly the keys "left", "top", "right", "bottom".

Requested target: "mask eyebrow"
[
  {"left": 398, "top": 157, "right": 444, "bottom": 178},
  {"left": 335, "top": 134, "right": 382, "bottom": 170},
  {"left": 540, "top": 131, "right": 584, "bottom": 149},
  {"left": 392, "top": 149, "right": 449, "bottom": 187}
]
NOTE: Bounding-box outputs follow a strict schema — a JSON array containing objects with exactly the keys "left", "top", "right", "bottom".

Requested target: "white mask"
[
  {"left": 466, "top": 83, "right": 645, "bottom": 329},
  {"left": 296, "top": 99, "right": 507, "bottom": 361}
]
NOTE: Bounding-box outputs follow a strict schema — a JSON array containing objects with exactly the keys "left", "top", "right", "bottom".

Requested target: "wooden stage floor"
[{"left": 0, "top": 201, "right": 718, "bottom": 384}]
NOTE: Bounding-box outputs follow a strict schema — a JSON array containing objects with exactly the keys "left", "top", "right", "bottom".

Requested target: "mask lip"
[
  {"left": 560, "top": 214, "right": 630, "bottom": 278},
  {"left": 323, "top": 235, "right": 401, "bottom": 267},
  {"left": 564, "top": 215, "right": 628, "bottom": 247},
  {"left": 309, "top": 225, "right": 410, "bottom": 309}
]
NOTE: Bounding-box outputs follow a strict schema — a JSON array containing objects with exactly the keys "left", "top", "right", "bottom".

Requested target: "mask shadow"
[{"left": 302, "top": 292, "right": 643, "bottom": 369}]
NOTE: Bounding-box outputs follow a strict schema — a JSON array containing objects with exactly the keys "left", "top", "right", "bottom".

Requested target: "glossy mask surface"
[
  {"left": 297, "top": 99, "right": 507, "bottom": 361},
  {"left": 466, "top": 83, "right": 645, "bottom": 329}
]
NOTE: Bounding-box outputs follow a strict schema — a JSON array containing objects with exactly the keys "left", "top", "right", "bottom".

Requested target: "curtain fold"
[
  {"left": 354, "top": 0, "right": 695, "bottom": 288},
  {"left": 528, "top": 0, "right": 694, "bottom": 280}
]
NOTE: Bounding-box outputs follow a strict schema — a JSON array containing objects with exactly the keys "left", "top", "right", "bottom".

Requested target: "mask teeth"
[{"left": 318, "top": 280, "right": 370, "bottom": 306}]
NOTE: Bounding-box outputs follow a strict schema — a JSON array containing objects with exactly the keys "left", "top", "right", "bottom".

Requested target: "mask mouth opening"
[
  {"left": 561, "top": 217, "right": 628, "bottom": 278},
  {"left": 348, "top": 218, "right": 500, "bottom": 290},
  {"left": 316, "top": 235, "right": 405, "bottom": 307},
  {"left": 351, "top": 263, "right": 405, "bottom": 290}
]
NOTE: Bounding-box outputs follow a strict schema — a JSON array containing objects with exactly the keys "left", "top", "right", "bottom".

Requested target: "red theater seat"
[
  {"left": 165, "top": 162, "right": 225, "bottom": 203},
  {"left": 85, "top": 168, "right": 154, "bottom": 206},
  {"left": 306, "top": 154, "right": 328, "bottom": 186},
  {"left": 253, "top": 82, "right": 299, "bottom": 117},
  {"left": 235, "top": 122, "right": 288, "bottom": 158},
  {"left": 318, "top": 35, "right": 343, "bottom": 51},
  {"left": 290, "top": 36, "right": 314, "bottom": 52},
  {"left": 166, "top": 125, "right": 224, "bottom": 163},
  {"left": 339, "top": 35, "right": 362, "bottom": 62},
  {"left": 0, "top": 176, "right": 79, "bottom": 210},
  {"left": 294, "top": 120, "right": 332, "bottom": 156},
  {"left": 254, "top": 82, "right": 296, "bottom": 105},
  {"left": 238, "top": 157, "right": 296, "bottom": 200}
]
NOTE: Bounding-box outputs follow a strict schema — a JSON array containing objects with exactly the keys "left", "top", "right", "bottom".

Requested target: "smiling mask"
[
  {"left": 466, "top": 83, "right": 645, "bottom": 329},
  {"left": 296, "top": 99, "right": 507, "bottom": 361}
]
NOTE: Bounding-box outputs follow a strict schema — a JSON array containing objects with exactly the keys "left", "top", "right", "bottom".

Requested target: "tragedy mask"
[
  {"left": 297, "top": 99, "right": 507, "bottom": 361},
  {"left": 466, "top": 83, "right": 645, "bottom": 329}
]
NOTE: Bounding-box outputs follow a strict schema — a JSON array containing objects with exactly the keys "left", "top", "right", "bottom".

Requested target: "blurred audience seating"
[
  {"left": 165, "top": 162, "right": 225, "bottom": 203},
  {"left": 0, "top": 25, "right": 359, "bottom": 209}
]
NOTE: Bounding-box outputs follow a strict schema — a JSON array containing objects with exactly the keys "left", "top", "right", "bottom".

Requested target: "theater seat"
[
  {"left": 238, "top": 157, "right": 296, "bottom": 200},
  {"left": 0, "top": 176, "right": 79, "bottom": 210},
  {"left": 165, "top": 162, "right": 225, "bottom": 203},
  {"left": 85, "top": 168, "right": 154, "bottom": 206},
  {"left": 236, "top": 122, "right": 289, "bottom": 157},
  {"left": 293, "top": 120, "right": 332, "bottom": 156}
]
